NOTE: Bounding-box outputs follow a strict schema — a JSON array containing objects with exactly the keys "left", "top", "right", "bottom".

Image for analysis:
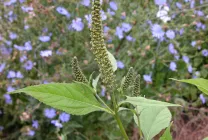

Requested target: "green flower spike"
[
  {"left": 133, "top": 74, "right": 141, "bottom": 96},
  {"left": 122, "top": 67, "right": 134, "bottom": 91},
  {"left": 72, "top": 56, "right": 88, "bottom": 84},
  {"left": 90, "top": 0, "right": 115, "bottom": 88}
]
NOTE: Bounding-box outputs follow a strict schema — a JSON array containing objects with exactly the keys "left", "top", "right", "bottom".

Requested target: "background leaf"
[
  {"left": 160, "top": 122, "right": 173, "bottom": 140},
  {"left": 119, "top": 96, "right": 180, "bottom": 107},
  {"left": 171, "top": 78, "right": 208, "bottom": 95},
  {"left": 9, "top": 82, "right": 110, "bottom": 115},
  {"left": 139, "top": 107, "right": 172, "bottom": 140},
  {"left": 107, "top": 51, "right": 117, "bottom": 72}
]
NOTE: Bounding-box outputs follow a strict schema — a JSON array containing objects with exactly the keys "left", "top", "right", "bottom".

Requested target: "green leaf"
[
  {"left": 171, "top": 78, "right": 208, "bottom": 95},
  {"left": 203, "top": 137, "right": 208, "bottom": 140},
  {"left": 119, "top": 96, "right": 180, "bottom": 107},
  {"left": 160, "top": 122, "right": 172, "bottom": 140},
  {"left": 107, "top": 51, "right": 117, "bottom": 72},
  {"left": 9, "top": 82, "right": 111, "bottom": 115},
  {"left": 139, "top": 107, "right": 172, "bottom": 140},
  {"left": 92, "top": 74, "right": 101, "bottom": 91}
]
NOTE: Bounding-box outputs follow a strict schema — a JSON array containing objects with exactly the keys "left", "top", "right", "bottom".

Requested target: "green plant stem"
[
  {"left": 114, "top": 112, "right": 129, "bottom": 140},
  {"left": 95, "top": 94, "right": 114, "bottom": 114}
]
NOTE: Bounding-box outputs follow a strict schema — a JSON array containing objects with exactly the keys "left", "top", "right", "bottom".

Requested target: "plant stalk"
[{"left": 114, "top": 113, "right": 129, "bottom": 140}]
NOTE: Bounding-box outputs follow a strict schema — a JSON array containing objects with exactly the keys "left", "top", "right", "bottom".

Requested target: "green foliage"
[
  {"left": 159, "top": 123, "right": 172, "bottom": 140},
  {"left": 171, "top": 78, "right": 208, "bottom": 95},
  {"left": 119, "top": 96, "right": 180, "bottom": 107},
  {"left": 138, "top": 107, "right": 172, "bottom": 140},
  {"left": 9, "top": 82, "right": 111, "bottom": 115}
]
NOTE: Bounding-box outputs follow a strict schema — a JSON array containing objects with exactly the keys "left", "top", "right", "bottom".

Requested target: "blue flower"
[
  {"left": 117, "top": 61, "right": 125, "bottom": 69},
  {"left": 182, "top": 56, "right": 189, "bottom": 64},
  {"left": 4, "top": 94, "right": 12, "bottom": 104},
  {"left": 40, "top": 50, "right": 52, "bottom": 57},
  {"left": 24, "top": 41, "right": 32, "bottom": 51},
  {"left": 154, "top": 0, "right": 166, "bottom": 5},
  {"left": 32, "top": 120, "right": 39, "bottom": 129},
  {"left": 199, "top": 94, "right": 206, "bottom": 104},
  {"left": 143, "top": 75, "right": 152, "bottom": 83},
  {"left": 16, "top": 71, "right": 24, "bottom": 78},
  {"left": 169, "top": 61, "right": 177, "bottom": 71},
  {"left": 187, "top": 65, "right": 193, "bottom": 73},
  {"left": 202, "top": 49, "right": 208, "bottom": 57},
  {"left": 59, "top": 112, "right": 70, "bottom": 123},
  {"left": 0, "top": 63, "right": 6, "bottom": 73},
  {"left": 20, "top": 55, "right": 27, "bottom": 62},
  {"left": 9, "top": 32, "right": 18, "bottom": 40},
  {"left": 4, "top": 0, "right": 17, "bottom": 6},
  {"left": 115, "top": 26, "right": 124, "bottom": 39},
  {"left": 109, "top": 1, "right": 118, "bottom": 11},
  {"left": 166, "top": 30, "right": 175, "bottom": 39},
  {"left": 23, "top": 60, "right": 33, "bottom": 70},
  {"left": 0, "top": 126, "right": 4, "bottom": 131},
  {"left": 39, "top": 36, "right": 51, "bottom": 42},
  {"left": 190, "top": 0, "right": 195, "bottom": 8},
  {"left": 71, "top": 18, "right": 84, "bottom": 31},
  {"left": 44, "top": 108, "right": 56, "bottom": 119},
  {"left": 27, "top": 130, "right": 35, "bottom": 136},
  {"left": 151, "top": 24, "right": 165, "bottom": 39},
  {"left": 81, "top": 0, "right": 90, "bottom": 7},
  {"left": 168, "top": 43, "right": 177, "bottom": 54},
  {"left": 196, "top": 10, "right": 204, "bottom": 16},
  {"left": 176, "top": 2, "right": 182, "bottom": 9},
  {"left": 101, "top": 86, "right": 106, "bottom": 97},
  {"left": 126, "top": 35, "right": 136, "bottom": 42},
  {"left": 21, "top": 6, "right": 33, "bottom": 13},
  {"left": 196, "top": 22, "right": 202, "bottom": 28},
  {"left": 7, "top": 86, "right": 15, "bottom": 92},
  {"left": 101, "top": 11, "right": 107, "bottom": 20},
  {"left": 51, "top": 120, "right": 63, "bottom": 128},
  {"left": 56, "top": 7, "right": 70, "bottom": 18},
  {"left": 191, "top": 41, "right": 196, "bottom": 47},
  {"left": 121, "top": 23, "right": 132, "bottom": 32},
  {"left": 7, "top": 70, "right": 16, "bottom": 79}
]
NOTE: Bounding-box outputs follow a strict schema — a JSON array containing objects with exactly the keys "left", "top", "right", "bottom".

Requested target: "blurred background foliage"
[{"left": 0, "top": 0, "right": 208, "bottom": 139}]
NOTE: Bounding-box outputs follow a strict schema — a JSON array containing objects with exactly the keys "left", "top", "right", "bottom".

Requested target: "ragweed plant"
[{"left": 9, "top": 0, "right": 180, "bottom": 139}]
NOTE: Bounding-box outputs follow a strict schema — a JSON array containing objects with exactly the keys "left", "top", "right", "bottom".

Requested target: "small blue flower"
[
  {"left": 32, "top": 120, "right": 39, "bottom": 129},
  {"left": 191, "top": 41, "right": 196, "bottom": 47},
  {"left": 7, "top": 86, "right": 15, "bottom": 92},
  {"left": 166, "top": 30, "right": 175, "bottom": 39},
  {"left": 59, "top": 112, "right": 70, "bottom": 123},
  {"left": 143, "top": 75, "right": 152, "bottom": 83},
  {"left": 4, "top": 94, "right": 12, "bottom": 104},
  {"left": 169, "top": 61, "right": 177, "bottom": 71},
  {"left": 71, "top": 18, "right": 84, "bottom": 32},
  {"left": 151, "top": 24, "right": 165, "bottom": 39},
  {"left": 101, "top": 86, "right": 106, "bottom": 97},
  {"left": 24, "top": 41, "right": 32, "bottom": 51},
  {"left": 81, "top": 0, "right": 90, "bottom": 7},
  {"left": 39, "top": 36, "right": 51, "bottom": 42},
  {"left": 9, "top": 32, "right": 18, "bottom": 40},
  {"left": 176, "top": 2, "right": 182, "bottom": 9},
  {"left": 7, "top": 70, "right": 16, "bottom": 79},
  {"left": 40, "top": 50, "right": 52, "bottom": 57},
  {"left": 0, "top": 63, "right": 6, "bottom": 73},
  {"left": 121, "top": 23, "right": 132, "bottom": 32},
  {"left": 51, "top": 120, "right": 63, "bottom": 128},
  {"left": 20, "top": 55, "right": 27, "bottom": 62},
  {"left": 190, "top": 0, "right": 195, "bottom": 8},
  {"left": 16, "top": 71, "right": 24, "bottom": 78},
  {"left": 117, "top": 61, "right": 125, "bottom": 69},
  {"left": 154, "top": 0, "right": 166, "bottom": 5},
  {"left": 44, "top": 108, "right": 56, "bottom": 119},
  {"left": 0, "top": 126, "right": 4, "bottom": 131},
  {"left": 126, "top": 35, "right": 136, "bottom": 42},
  {"left": 199, "top": 94, "right": 206, "bottom": 104},
  {"left": 182, "top": 56, "right": 189, "bottom": 64},
  {"left": 115, "top": 26, "right": 124, "bottom": 39},
  {"left": 4, "top": 0, "right": 17, "bottom": 6},
  {"left": 23, "top": 60, "right": 33, "bottom": 70},
  {"left": 56, "top": 7, "right": 70, "bottom": 18},
  {"left": 187, "top": 65, "right": 193, "bottom": 73},
  {"left": 109, "top": 1, "right": 117, "bottom": 11},
  {"left": 21, "top": 6, "right": 33, "bottom": 12},
  {"left": 27, "top": 130, "right": 35, "bottom": 136},
  {"left": 168, "top": 43, "right": 177, "bottom": 54},
  {"left": 202, "top": 49, "right": 208, "bottom": 57}
]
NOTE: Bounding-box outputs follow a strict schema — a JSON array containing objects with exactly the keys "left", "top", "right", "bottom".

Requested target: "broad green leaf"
[
  {"left": 160, "top": 122, "right": 172, "bottom": 140},
  {"left": 107, "top": 51, "right": 117, "bottom": 72},
  {"left": 203, "top": 137, "right": 208, "bottom": 140},
  {"left": 140, "top": 107, "right": 171, "bottom": 140},
  {"left": 171, "top": 78, "right": 208, "bottom": 95},
  {"left": 9, "top": 82, "right": 111, "bottom": 115},
  {"left": 119, "top": 96, "right": 180, "bottom": 107},
  {"left": 92, "top": 74, "right": 101, "bottom": 91}
]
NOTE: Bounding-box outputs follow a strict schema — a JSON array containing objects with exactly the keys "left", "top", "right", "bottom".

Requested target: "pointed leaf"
[
  {"left": 119, "top": 96, "right": 180, "bottom": 107},
  {"left": 171, "top": 78, "right": 208, "bottom": 95},
  {"left": 107, "top": 51, "right": 117, "bottom": 72},
  {"left": 92, "top": 74, "right": 101, "bottom": 91},
  {"left": 9, "top": 82, "right": 111, "bottom": 115},
  {"left": 160, "top": 122, "right": 172, "bottom": 140},
  {"left": 140, "top": 107, "right": 171, "bottom": 140}
]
